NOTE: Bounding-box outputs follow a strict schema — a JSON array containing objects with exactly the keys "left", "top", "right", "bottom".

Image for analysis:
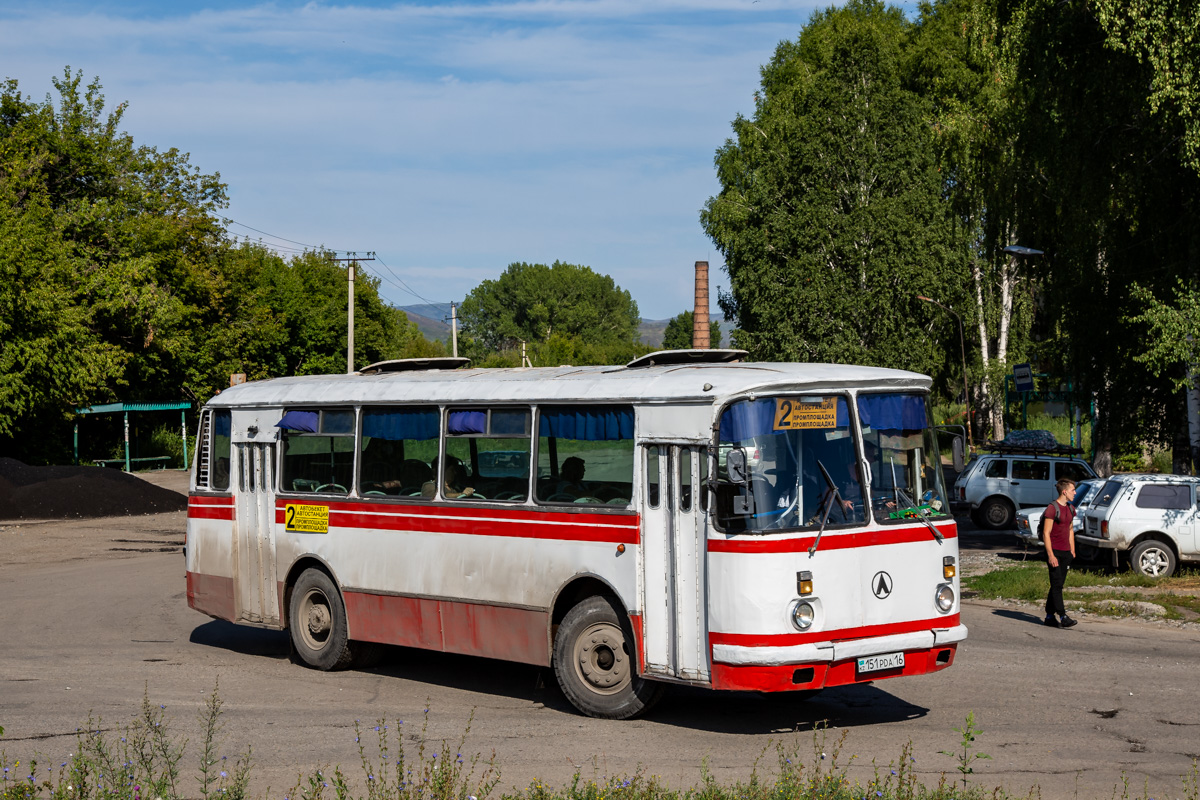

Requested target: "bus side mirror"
[
  {"left": 951, "top": 436, "right": 965, "bottom": 472},
  {"left": 726, "top": 448, "right": 749, "bottom": 484}
]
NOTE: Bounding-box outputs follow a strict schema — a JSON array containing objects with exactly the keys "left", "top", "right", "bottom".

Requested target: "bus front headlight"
[
  {"left": 935, "top": 584, "right": 955, "bottom": 613},
  {"left": 791, "top": 600, "right": 816, "bottom": 631}
]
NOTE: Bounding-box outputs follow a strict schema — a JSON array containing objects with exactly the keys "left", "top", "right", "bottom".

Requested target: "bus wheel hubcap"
[
  {"left": 574, "top": 622, "right": 629, "bottom": 695},
  {"left": 303, "top": 592, "right": 332, "bottom": 643}
]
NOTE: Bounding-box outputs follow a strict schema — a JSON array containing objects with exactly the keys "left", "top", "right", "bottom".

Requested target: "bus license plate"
[{"left": 857, "top": 652, "right": 904, "bottom": 673}]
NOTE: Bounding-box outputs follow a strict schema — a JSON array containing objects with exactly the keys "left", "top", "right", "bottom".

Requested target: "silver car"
[
  {"left": 953, "top": 447, "right": 1096, "bottom": 530},
  {"left": 1014, "top": 478, "right": 1103, "bottom": 547},
  {"left": 1078, "top": 474, "right": 1200, "bottom": 577}
]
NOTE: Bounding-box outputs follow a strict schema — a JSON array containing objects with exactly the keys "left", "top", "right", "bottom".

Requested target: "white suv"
[
  {"left": 1078, "top": 474, "right": 1200, "bottom": 578},
  {"left": 952, "top": 446, "right": 1096, "bottom": 530}
]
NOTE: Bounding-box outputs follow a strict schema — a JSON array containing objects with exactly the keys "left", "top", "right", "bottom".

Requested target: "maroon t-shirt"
[{"left": 1043, "top": 501, "right": 1075, "bottom": 550}]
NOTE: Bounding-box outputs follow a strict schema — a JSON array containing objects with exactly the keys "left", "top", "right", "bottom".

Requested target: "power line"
[
  {"left": 222, "top": 217, "right": 351, "bottom": 253},
  {"left": 219, "top": 216, "right": 449, "bottom": 308},
  {"left": 371, "top": 255, "right": 446, "bottom": 308}
]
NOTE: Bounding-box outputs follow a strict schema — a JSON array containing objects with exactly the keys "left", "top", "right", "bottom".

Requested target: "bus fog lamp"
[
  {"left": 791, "top": 600, "right": 815, "bottom": 631},
  {"left": 935, "top": 584, "right": 955, "bottom": 613}
]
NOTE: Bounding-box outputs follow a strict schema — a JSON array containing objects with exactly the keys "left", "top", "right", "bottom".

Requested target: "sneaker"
[
  {"left": 1059, "top": 616, "right": 1078, "bottom": 628},
  {"left": 1043, "top": 615, "right": 1060, "bottom": 627}
]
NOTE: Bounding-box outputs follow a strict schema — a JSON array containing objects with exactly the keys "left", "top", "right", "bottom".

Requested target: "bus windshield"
[
  {"left": 856, "top": 393, "right": 949, "bottom": 523},
  {"left": 716, "top": 395, "right": 864, "bottom": 534}
]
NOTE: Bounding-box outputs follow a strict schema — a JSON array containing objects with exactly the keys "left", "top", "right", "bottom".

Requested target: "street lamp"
[
  {"left": 1002, "top": 245, "right": 1044, "bottom": 257},
  {"left": 917, "top": 295, "right": 973, "bottom": 449}
]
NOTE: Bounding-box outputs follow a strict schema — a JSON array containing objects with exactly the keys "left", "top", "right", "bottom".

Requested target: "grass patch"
[{"left": 965, "top": 563, "right": 1200, "bottom": 619}]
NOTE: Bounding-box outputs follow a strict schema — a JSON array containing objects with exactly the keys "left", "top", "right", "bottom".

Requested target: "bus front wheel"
[
  {"left": 553, "top": 596, "right": 664, "bottom": 719},
  {"left": 289, "top": 568, "right": 355, "bottom": 671}
]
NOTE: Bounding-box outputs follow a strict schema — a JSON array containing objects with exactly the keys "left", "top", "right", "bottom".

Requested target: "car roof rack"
[{"left": 981, "top": 440, "right": 1084, "bottom": 457}]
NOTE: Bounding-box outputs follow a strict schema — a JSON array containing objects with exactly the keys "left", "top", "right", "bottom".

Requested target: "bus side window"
[
  {"left": 212, "top": 409, "right": 231, "bottom": 491},
  {"left": 535, "top": 405, "right": 635, "bottom": 507},
  {"left": 359, "top": 408, "right": 439, "bottom": 497},
  {"left": 646, "top": 447, "right": 661, "bottom": 509},
  {"left": 279, "top": 409, "right": 354, "bottom": 495},
  {"left": 445, "top": 407, "right": 532, "bottom": 502}
]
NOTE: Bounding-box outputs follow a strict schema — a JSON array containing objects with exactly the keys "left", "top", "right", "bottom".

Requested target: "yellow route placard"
[
  {"left": 285, "top": 503, "right": 329, "bottom": 533},
  {"left": 773, "top": 397, "right": 838, "bottom": 430}
]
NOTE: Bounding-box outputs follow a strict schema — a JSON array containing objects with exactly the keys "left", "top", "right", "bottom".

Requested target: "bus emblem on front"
[{"left": 872, "top": 571, "right": 893, "bottom": 599}]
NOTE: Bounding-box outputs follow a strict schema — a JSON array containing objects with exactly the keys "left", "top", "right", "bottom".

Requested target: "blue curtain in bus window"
[
  {"left": 857, "top": 394, "right": 926, "bottom": 432},
  {"left": 276, "top": 410, "right": 318, "bottom": 432},
  {"left": 362, "top": 410, "right": 439, "bottom": 440},
  {"left": 448, "top": 410, "right": 487, "bottom": 434},
  {"left": 214, "top": 410, "right": 232, "bottom": 436},
  {"left": 719, "top": 398, "right": 775, "bottom": 441},
  {"left": 539, "top": 406, "right": 634, "bottom": 441}
]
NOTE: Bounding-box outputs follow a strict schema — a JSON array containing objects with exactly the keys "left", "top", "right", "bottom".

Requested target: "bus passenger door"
[
  {"left": 640, "top": 444, "right": 710, "bottom": 684},
  {"left": 233, "top": 441, "right": 280, "bottom": 625}
]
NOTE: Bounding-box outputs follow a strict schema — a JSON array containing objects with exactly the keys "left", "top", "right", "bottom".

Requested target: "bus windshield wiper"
[
  {"left": 893, "top": 483, "right": 944, "bottom": 544},
  {"left": 887, "top": 456, "right": 942, "bottom": 543},
  {"left": 809, "top": 459, "right": 843, "bottom": 557}
]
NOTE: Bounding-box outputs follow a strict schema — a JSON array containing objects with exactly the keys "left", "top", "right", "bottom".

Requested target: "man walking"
[{"left": 1042, "top": 478, "right": 1078, "bottom": 628}]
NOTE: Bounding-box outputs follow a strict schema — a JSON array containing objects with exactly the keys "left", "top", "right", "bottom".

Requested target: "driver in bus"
[{"left": 810, "top": 442, "right": 894, "bottom": 523}]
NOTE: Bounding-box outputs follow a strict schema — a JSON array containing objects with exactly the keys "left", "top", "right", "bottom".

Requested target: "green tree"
[
  {"left": 1094, "top": 0, "right": 1200, "bottom": 175},
  {"left": 458, "top": 261, "right": 643, "bottom": 365},
  {"left": 906, "top": 0, "right": 1040, "bottom": 440},
  {"left": 701, "top": 0, "right": 961, "bottom": 383},
  {"left": 993, "top": 0, "right": 1200, "bottom": 468},
  {"left": 0, "top": 68, "right": 226, "bottom": 460},
  {"left": 662, "top": 311, "right": 722, "bottom": 349},
  {"left": 0, "top": 69, "right": 442, "bottom": 462}
]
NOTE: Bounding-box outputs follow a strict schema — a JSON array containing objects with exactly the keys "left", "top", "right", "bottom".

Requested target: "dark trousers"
[{"left": 1045, "top": 549, "right": 1074, "bottom": 616}]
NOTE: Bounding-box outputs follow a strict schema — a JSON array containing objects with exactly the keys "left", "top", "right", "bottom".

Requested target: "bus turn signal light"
[{"left": 943, "top": 556, "right": 956, "bottom": 580}]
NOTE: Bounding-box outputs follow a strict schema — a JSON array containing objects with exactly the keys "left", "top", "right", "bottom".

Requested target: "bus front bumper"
[{"left": 709, "top": 624, "right": 967, "bottom": 693}]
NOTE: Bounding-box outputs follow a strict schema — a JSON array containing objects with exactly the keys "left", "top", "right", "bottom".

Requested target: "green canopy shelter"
[{"left": 74, "top": 401, "right": 192, "bottom": 471}]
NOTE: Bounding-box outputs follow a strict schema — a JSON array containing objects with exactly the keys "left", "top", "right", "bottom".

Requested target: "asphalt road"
[{"left": 2, "top": 509, "right": 1198, "bottom": 800}]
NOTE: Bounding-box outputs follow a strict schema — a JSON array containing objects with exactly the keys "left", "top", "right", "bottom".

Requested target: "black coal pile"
[{"left": 0, "top": 458, "right": 187, "bottom": 520}]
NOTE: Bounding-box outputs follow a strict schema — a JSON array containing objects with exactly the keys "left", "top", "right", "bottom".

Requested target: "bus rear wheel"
[
  {"left": 289, "top": 568, "right": 355, "bottom": 671},
  {"left": 553, "top": 596, "right": 664, "bottom": 719}
]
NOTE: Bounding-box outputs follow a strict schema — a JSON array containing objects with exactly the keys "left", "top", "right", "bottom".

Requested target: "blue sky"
[{"left": 2, "top": 0, "right": 917, "bottom": 320}]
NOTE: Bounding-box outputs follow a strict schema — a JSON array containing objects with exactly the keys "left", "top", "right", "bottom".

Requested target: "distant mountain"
[
  {"left": 400, "top": 306, "right": 452, "bottom": 343},
  {"left": 638, "top": 318, "right": 669, "bottom": 348},
  {"left": 397, "top": 305, "right": 721, "bottom": 348}
]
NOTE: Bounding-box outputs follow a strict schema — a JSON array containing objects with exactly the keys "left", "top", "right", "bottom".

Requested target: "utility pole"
[{"left": 331, "top": 252, "right": 375, "bottom": 373}]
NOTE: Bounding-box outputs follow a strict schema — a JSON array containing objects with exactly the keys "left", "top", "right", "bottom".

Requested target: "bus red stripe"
[
  {"left": 707, "top": 524, "right": 956, "bottom": 553},
  {"left": 271, "top": 507, "right": 638, "bottom": 544},
  {"left": 274, "top": 497, "right": 638, "bottom": 527},
  {"left": 709, "top": 614, "right": 960, "bottom": 649},
  {"left": 188, "top": 506, "right": 234, "bottom": 520},
  {"left": 188, "top": 495, "right": 234, "bottom": 507}
]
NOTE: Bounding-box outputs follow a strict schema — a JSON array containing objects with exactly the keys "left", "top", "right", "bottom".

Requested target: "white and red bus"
[{"left": 185, "top": 351, "right": 965, "bottom": 718}]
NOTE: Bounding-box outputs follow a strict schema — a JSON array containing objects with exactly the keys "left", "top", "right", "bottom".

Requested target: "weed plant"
[{"left": 5, "top": 691, "right": 1198, "bottom": 800}]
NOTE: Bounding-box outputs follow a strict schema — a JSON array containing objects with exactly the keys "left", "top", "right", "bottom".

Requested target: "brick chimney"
[{"left": 692, "top": 260, "right": 710, "bottom": 349}]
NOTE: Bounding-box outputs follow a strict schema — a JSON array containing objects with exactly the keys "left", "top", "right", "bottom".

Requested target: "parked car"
[
  {"left": 1077, "top": 473, "right": 1200, "bottom": 578},
  {"left": 953, "top": 443, "right": 1096, "bottom": 530},
  {"left": 1014, "top": 478, "right": 1103, "bottom": 547}
]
